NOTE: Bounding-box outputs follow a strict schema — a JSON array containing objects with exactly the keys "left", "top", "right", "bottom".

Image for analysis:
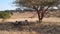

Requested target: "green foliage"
[
  {"left": 15, "top": 0, "right": 60, "bottom": 8},
  {"left": 0, "top": 12, "right": 11, "bottom": 19}
]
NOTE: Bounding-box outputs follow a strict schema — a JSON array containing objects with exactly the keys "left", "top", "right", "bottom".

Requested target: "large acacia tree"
[{"left": 14, "top": 0, "right": 60, "bottom": 23}]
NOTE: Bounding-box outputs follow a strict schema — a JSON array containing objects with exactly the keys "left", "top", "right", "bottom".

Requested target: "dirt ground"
[
  {"left": 0, "top": 11, "right": 60, "bottom": 23},
  {"left": 0, "top": 11, "right": 60, "bottom": 34}
]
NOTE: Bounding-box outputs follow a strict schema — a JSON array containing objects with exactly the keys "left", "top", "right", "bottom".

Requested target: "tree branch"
[{"left": 40, "top": 6, "right": 50, "bottom": 19}]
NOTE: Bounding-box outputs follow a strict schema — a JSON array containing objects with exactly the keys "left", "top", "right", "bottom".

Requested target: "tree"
[
  {"left": 14, "top": 0, "right": 60, "bottom": 23},
  {"left": 0, "top": 12, "right": 11, "bottom": 22},
  {"left": 0, "top": 12, "right": 11, "bottom": 19}
]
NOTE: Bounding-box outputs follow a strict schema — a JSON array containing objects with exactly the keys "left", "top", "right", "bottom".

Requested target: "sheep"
[
  {"left": 13, "top": 20, "right": 29, "bottom": 26},
  {"left": 13, "top": 21, "right": 21, "bottom": 26}
]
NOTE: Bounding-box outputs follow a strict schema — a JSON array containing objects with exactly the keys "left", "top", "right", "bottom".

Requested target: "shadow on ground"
[{"left": 0, "top": 21, "right": 60, "bottom": 34}]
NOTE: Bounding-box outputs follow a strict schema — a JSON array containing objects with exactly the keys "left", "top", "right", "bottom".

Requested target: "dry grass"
[
  {"left": 0, "top": 21, "right": 60, "bottom": 34},
  {"left": 0, "top": 11, "right": 60, "bottom": 34},
  {"left": 0, "top": 11, "right": 59, "bottom": 22},
  {"left": 0, "top": 31, "right": 37, "bottom": 34}
]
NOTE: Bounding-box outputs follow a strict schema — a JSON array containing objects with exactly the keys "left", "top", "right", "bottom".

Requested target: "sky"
[
  {"left": 0, "top": 0, "right": 17, "bottom": 11},
  {"left": 0, "top": 0, "right": 59, "bottom": 11}
]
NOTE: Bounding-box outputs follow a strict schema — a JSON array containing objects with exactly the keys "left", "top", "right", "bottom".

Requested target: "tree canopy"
[{"left": 15, "top": 0, "right": 60, "bottom": 8}]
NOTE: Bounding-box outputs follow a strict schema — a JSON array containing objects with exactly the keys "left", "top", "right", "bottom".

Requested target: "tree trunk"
[
  {"left": 33, "top": 6, "right": 43, "bottom": 23},
  {"left": 36, "top": 11, "right": 42, "bottom": 23},
  {"left": 35, "top": 6, "right": 49, "bottom": 23}
]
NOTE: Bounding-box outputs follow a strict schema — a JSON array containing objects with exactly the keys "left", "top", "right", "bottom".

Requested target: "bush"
[{"left": 0, "top": 12, "right": 11, "bottom": 19}]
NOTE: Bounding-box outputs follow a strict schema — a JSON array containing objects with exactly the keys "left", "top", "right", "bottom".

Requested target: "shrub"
[{"left": 0, "top": 12, "right": 11, "bottom": 19}]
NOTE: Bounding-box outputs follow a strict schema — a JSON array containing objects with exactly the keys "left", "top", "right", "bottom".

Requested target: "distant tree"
[
  {"left": 0, "top": 12, "right": 11, "bottom": 19},
  {"left": 0, "top": 12, "right": 11, "bottom": 22},
  {"left": 14, "top": 0, "right": 60, "bottom": 23}
]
